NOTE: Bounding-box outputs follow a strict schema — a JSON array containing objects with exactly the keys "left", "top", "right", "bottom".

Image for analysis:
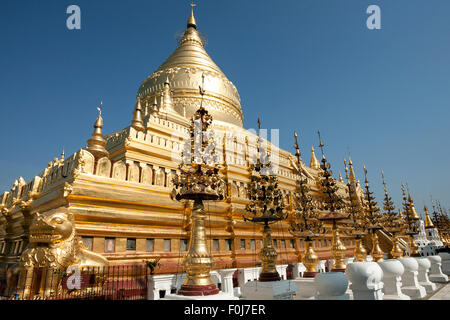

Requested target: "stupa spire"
[
  {"left": 132, "top": 96, "right": 145, "bottom": 132},
  {"left": 424, "top": 205, "right": 434, "bottom": 228},
  {"left": 86, "top": 102, "right": 109, "bottom": 159},
  {"left": 407, "top": 192, "right": 420, "bottom": 220},
  {"left": 310, "top": 146, "right": 319, "bottom": 170},
  {"left": 187, "top": 2, "right": 197, "bottom": 29},
  {"left": 161, "top": 76, "right": 174, "bottom": 111},
  {"left": 348, "top": 157, "right": 357, "bottom": 183}
]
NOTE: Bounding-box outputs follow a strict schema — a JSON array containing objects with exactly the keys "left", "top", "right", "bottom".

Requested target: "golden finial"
[
  {"left": 424, "top": 205, "right": 434, "bottom": 228},
  {"left": 132, "top": 96, "right": 145, "bottom": 132},
  {"left": 363, "top": 165, "right": 368, "bottom": 184},
  {"left": 344, "top": 158, "right": 350, "bottom": 183},
  {"left": 293, "top": 131, "right": 301, "bottom": 165},
  {"left": 187, "top": 2, "right": 197, "bottom": 29},
  {"left": 61, "top": 148, "right": 65, "bottom": 161},
  {"left": 317, "top": 130, "right": 324, "bottom": 156},
  {"left": 86, "top": 101, "right": 109, "bottom": 159},
  {"left": 310, "top": 146, "right": 319, "bottom": 170},
  {"left": 339, "top": 172, "right": 343, "bottom": 183},
  {"left": 381, "top": 169, "right": 388, "bottom": 194}
]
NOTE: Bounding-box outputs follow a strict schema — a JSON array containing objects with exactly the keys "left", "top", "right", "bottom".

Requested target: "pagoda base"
[
  {"left": 259, "top": 272, "right": 281, "bottom": 282},
  {"left": 177, "top": 284, "right": 219, "bottom": 296},
  {"left": 241, "top": 280, "right": 298, "bottom": 300}
]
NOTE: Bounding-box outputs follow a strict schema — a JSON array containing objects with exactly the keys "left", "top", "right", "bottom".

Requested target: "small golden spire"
[
  {"left": 61, "top": 148, "right": 65, "bottom": 161},
  {"left": 161, "top": 77, "right": 173, "bottom": 111},
  {"left": 132, "top": 96, "right": 145, "bottom": 132},
  {"left": 348, "top": 157, "right": 357, "bottom": 183},
  {"left": 187, "top": 2, "right": 197, "bottom": 29},
  {"left": 407, "top": 193, "right": 420, "bottom": 220},
  {"left": 424, "top": 205, "right": 434, "bottom": 228},
  {"left": 310, "top": 146, "right": 319, "bottom": 170},
  {"left": 293, "top": 131, "right": 302, "bottom": 165},
  {"left": 86, "top": 102, "right": 109, "bottom": 159}
]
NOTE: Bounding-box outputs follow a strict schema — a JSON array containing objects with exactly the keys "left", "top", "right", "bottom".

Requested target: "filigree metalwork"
[
  {"left": 170, "top": 73, "right": 225, "bottom": 296},
  {"left": 380, "top": 170, "right": 404, "bottom": 258},
  {"left": 342, "top": 159, "right": 367, "bottom": 261},
  {"left": 289, "top": 132, "right": 325, "bottom": 276},
  {"left": 400, "top": 184, "right": 420, "bottom": 256},
  {"left": 242, "top": 119, "right": 287, "bottom": 282},
  {"left": 315, "top": 131, "right": 348, "bottom": 271},
  {"left": 360, "top": 166, "right": 384, "bottom": 261}
]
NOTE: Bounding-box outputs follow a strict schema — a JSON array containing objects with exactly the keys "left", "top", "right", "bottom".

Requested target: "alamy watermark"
[
  {"left": 66, "top": 5, "right": 81, "bottom": 30},
  {"left": 171, "top": 122, "right": 281, "bottom": 174},
  {"left": 366, "top": 5, "right": 381, "bottom": 30}
]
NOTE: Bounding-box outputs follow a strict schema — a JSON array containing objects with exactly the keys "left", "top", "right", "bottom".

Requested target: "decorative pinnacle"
[
  {"left": 310, "top": 146, "right": 319, "bottom": 170},
  {"left": 97, "top": 101, "right": 102, "bottom": 115},
  {"left": 363, "top": 165, "right": 368, "bottom": 184},
  {"left": 86, "top": 101, "right": 109, "bottom": 159},
  {"left": 187, "top": 2, "right": 197, "bottom": 29},
  {"left": 132, "top": 96, "right": 145, "bottom": 132},
  {"left": 317, "top": 130, "right": 325, "bottom": 159},
  {"left": 257, "top": 118, "right": 261, "bottom": 141},
  {"left": 293, "top": 131, "right": 301, "bottom": 164},
  {"left": 381, "top": 169, "right": 388, "bottom": 194},
  {"left": 344, "top": 158, "right": 350, "bottom": 183},
  {"left": 197, "top": 73, "right": 206, "bottom": 110},
  {"left": 424, "top": 205, "right": 434, "bottom": 228}
]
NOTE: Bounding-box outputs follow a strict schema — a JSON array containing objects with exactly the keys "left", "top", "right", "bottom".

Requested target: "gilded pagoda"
[{"left": 0, "top": 6, "right": 429, "bottom": 297}]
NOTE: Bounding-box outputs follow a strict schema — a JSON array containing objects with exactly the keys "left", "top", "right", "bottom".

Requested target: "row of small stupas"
[{"left": 0, "top": 7, "right": 447, "bottom": 283}]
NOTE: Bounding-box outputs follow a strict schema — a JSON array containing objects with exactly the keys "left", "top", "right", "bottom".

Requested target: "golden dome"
[{"left": 137, "top": 8, "right": 243, "bottom": 127}]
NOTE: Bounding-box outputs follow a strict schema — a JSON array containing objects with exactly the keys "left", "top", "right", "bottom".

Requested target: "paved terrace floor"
[{"left": 414, "top": 282, "right": 450, "bottom": 300}]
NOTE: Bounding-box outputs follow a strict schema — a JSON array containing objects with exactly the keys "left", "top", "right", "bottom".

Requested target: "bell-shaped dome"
[{"left": 137, "top": 8, "right": 243, "bottom": 127}]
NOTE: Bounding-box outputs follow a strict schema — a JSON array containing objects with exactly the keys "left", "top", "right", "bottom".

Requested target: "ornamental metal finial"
[
  {"left": 86, "top": 101, "right": 109, "bottom": 159},
  {"left": 187, "top": 2, "right": 197, "bottom": 29}
]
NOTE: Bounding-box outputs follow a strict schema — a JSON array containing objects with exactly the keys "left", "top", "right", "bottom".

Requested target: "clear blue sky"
[{"left": 0, "top": 0, "right": 449, "bottom": 213}]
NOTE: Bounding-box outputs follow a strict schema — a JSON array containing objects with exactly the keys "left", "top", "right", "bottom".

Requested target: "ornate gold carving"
[
  {"left": 63, "top": 182, "right": 73, "bottom": 198},
  {"left": 17, "top": 208, "right": 108, "bottom": 298}
]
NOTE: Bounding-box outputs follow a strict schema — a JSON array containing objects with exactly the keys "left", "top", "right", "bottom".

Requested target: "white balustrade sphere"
[
  {"left": 416, "top": 257, "right": 431, "bottom": 271},
  {"left": 398, "top": 257, "right": 419, "bottom": 272},
  {"left": 428, "top": 255, "right": 442, "bottom": 264},
  {"left": 377, "top": 259, "right": 405, "bottom": 277}
]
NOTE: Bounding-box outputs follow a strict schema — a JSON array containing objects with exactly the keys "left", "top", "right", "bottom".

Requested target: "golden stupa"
[{"left": 0, "top": 6, "right": 414, "bottom": 298}]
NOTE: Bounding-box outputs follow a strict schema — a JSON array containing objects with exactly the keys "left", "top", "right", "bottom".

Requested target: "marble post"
[
  {"left": 439, "top": 253, "right": 450, "bottom": 276},
  {"left": 148, "top": 274, "right": 186, "bottom": 300},
  {"left": 377, "top": 259, "right": 410, "bottom": 300},
  {"left": 237, "top": 267, "right": 261, "bottom": 287},
  {"left": 346, "top": 261, "right": 384, "bottom": 300},
  {"left": 275, "top": 264, "right": 288, "bottom": 280},
  {"left": 292, "top": 262, "right": 306, "bottom": 279},
  {"left": 416, "top": 257, "right": 437, "bottom": 293},
  {"left": 398, "top": 257, "right": 427, "bottom": 298},
  {"left": 427, "top": 255, "right": 449, "bottom": 283},
  {"left": 217, "top": 268, "right": 237, "bottom": 296}
]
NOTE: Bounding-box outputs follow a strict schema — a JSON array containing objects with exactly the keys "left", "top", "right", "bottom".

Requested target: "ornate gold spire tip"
[{"left": 187, "top": 2, "right": 197, "bottom": 29}]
